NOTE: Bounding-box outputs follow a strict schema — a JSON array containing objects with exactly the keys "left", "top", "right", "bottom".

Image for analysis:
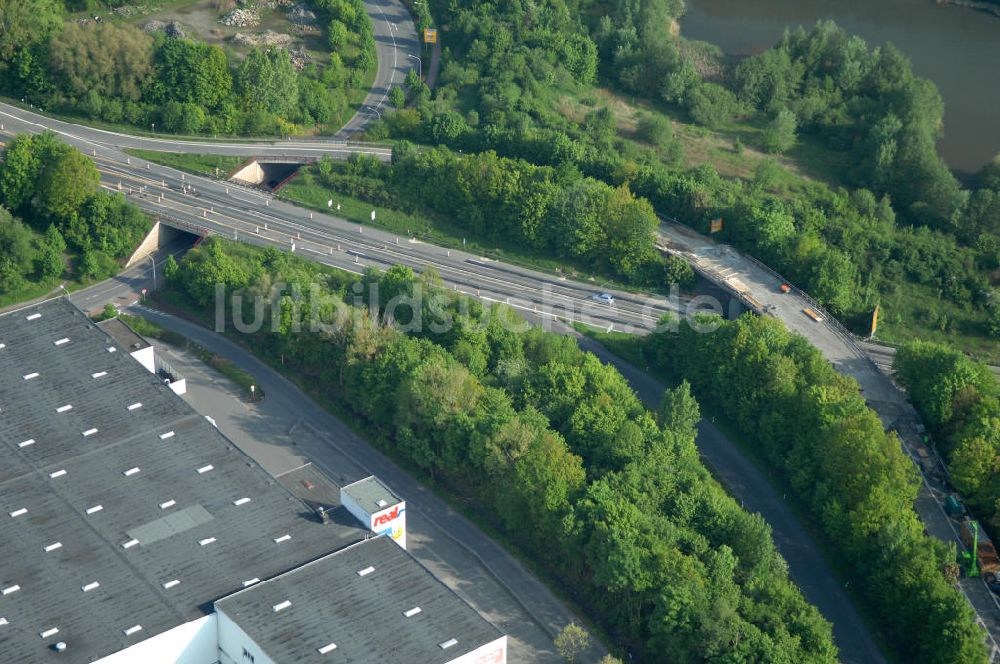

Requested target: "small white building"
[{"left": 341, "top": 475, "right": 407, "bottom": 549}]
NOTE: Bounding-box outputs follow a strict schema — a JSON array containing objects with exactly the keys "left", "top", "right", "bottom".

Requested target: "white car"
[{"left": 591, "top": 292, "right": 615, "bottom": 305}]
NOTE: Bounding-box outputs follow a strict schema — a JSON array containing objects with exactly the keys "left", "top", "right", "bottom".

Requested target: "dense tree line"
[
  {"left": 895, "top": 342, "right": 1000, "bottom": 532},
  {"left": 0, "top": 132, "right": 149, "bottom": 291},
  {"left": 641, "top": 313, "right": 987, "bottom": 663},
  {"left": 166, "top": 238, "right": 837, "bottom": 662},
  {"left": 387, "top": 2, "right": 998, "bottom": 346},
  {"left": 307, "top": 149, "right": 694, "bottom": 286},
  {"left": 0, "top": 0, "right": 375, "bottom": 135}
]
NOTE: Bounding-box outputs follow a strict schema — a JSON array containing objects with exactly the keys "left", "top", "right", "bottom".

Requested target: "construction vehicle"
[
  {"left": 802, "top": 308, "right": 824, "bottom": 322},
  {"left": 961, "top": 519, "right": 1000, "bottom": 576}
]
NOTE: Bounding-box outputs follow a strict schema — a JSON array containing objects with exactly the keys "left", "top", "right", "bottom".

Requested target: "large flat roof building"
[{"left": 0, "top": 298, "right": 506, "bottom": 663}]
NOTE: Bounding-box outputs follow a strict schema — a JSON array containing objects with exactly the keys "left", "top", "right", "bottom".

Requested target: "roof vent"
[
  {"left": 22, "top": 372, "right": 38, "bottom": 380},
  {"left": 127, "top": 403, "right": 142, "bottom": 411},
  {"left": 273, "top": 534, "right": 291, "bottom": 544},
  {"left": 52, "top": 642, "right": 67, "bottom": 653},
  {"left": 123, "top": 467, "right": 140, "bottom": 477},
  {"left": 159, "top": 431, "right": 175, "bottom": 440},
  {"left": 0, "top": 617, "right": 7, "bottom": 626},
  {"left": 439, "top": 638, "right": 458, "bottom": 650},
  {"left": 198, "top": 537, "right": 216, "bottom": 546},
  {"left": 81, "top": 582, "right": 100, "bottom": 593},
  {"left": 54, "top": 338, "right": 69, "bottom": 346},
  {"left": 92, "top": 371, "right": 107, "bottom": 379},
  {"left": 1, "top": 585, "right": 20, "bottom": 596},
  {"left": 18, "top": 439, "right": 35, "bottom": 448},
  {"left": 9, "top": 508, "right": 27, "bottom": 518},
  {"left": 39, "top": 627, "right": 59, "bottom": 639},
  {"left": 357, "top": 566, "right": 375, "bottom": 577},
  {"left": 317, "top": 643, "right": 338, "bottom": 655},
  {"left": 242, "top": 578, "right": 260, "bottom": 587},
  {"left": 107, "top": 347, "right": 116, "bottom": 353},
  {"left": 121, "top": 539, "right": 139, "bottom": 549},
  {"left": 233, "top": 497, "right": 251, "bottom": 506},
  {"left": 123, "top": 625, "right": 142, "bottom": 637},
  {"left": 162, "top": 579, "right": 180, "bottom": 590},
  {"left": 85, "top": 505, "right": 103, "bottom": 515},
  {"left": 196, "top": 464, "right": 213, "bottom": 474},
  {"left": 49, "top": 469, "right": 67, "bottom": 479},
  {"left": 25, "top": 313, "right": 41, "bottom": 321},
  {"left": 403, "top": 607, "right": 422, "bottom": 618},
  {"left": 377, "top": 499, "right": 388, "bottom": 508},
  {"left": 55, "top": 404, "right": 72, "bottom": 413},
  {"left": 43, "top": 542, "right": 62, "bottom": 553},
  {"left": 273, "top": 600, "right": 292, "bottom": 613},
  {"left": 82, "top": 428, "right": 98, "bottom": 438}
]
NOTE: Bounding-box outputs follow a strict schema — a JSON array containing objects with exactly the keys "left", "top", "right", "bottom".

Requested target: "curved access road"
[{"left": 337, "top": 0, "right": 421, "bottom": 137}]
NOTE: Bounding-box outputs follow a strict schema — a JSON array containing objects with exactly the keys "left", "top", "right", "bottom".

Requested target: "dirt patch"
[{"left": 128, "top": 0, "right": 316, "bottom": 58}]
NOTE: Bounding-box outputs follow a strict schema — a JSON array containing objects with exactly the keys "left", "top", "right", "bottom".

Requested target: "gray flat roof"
[
  {"left": 215, "top": 535, "right": 503, "bottom": 663},
  {"left": 96, "top": 316, "right": 151, "bottom": 352},
  {"left": 0, "top": 299, "right": 370, "bottom": 663},
  {"left": 342, "top": 475, "right": 402, "bottom": 514}
]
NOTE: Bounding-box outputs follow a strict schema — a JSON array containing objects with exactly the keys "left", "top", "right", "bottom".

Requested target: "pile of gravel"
[
  {"left": 287, "top": 4, "right": 317, "bottom": 25},
  {"left": 219, "top": 7, "right": 261, "bottom": 27},
  {"left": 143, "top": 19, "right": 185, "bottom": 38},
  {"left": 232, "top": 30, "right": 295, "bottom": 47}
]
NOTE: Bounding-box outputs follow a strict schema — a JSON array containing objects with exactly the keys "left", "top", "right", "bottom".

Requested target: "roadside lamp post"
[
  {"left": 149, "top": 255, "right": 156, "bottom": 290},
  {"left": 407, "top": 54, "right": 422, "bottom": 79}
]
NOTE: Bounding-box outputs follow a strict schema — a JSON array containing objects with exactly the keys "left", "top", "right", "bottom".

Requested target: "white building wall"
[
  {"left": 131, "top": 346, "right": 156, "bottom": 374},
  {"left": 216, "top": 608, "right": 276, "bottom": 664},
  {"left": 370, "top": 501, "right": 407, "bottom": 550},
  {"left": 444, "top": 635, "right": 508, "bottom": 664},
  {"left": 94, "top": 614, "right": 217, "bottom": 664},
  {"left": 339, "top": 489, "right": 370, "bottom": 531}
]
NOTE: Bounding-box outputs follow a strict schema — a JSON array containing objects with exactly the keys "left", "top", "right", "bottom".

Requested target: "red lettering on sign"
[
  {"left": 373, "top": 506, "right": 399, "bottom": 527},
  {"left": 475, "top": 647, "right": 504, "bottom": 664}
]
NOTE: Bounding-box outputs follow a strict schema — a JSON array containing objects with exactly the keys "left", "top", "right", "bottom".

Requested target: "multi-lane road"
[{"left": 0, "top": 112, "right": 891, "bottom": 662}]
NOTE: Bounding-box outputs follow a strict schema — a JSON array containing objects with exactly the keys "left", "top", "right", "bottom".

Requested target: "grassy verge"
[
  {"left": 145, "top": 292, "right": 613, "bottom": 653},
  {"left": 578, "top": 326, "right": 898, "bottom": 662},
  {"left": 117, "top": 312, "right": 264, "bottom": 400},
  {"left": 123, "top": 149, "right": 245, "bottom": 179}
]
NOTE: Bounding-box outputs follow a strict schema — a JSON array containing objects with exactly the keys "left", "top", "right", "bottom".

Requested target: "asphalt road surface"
[
  {"left": 0, "top": 110, "right": 893, "bottom": 661},
  {"left": 336, "top": 0, "right": 420, "bottom": 137}
]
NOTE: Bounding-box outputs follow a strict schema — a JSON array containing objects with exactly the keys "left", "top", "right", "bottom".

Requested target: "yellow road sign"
[
  {"left": 709, "top": 218, "right": 723, "bottom": 233},
  {"left": 424, "top": 28, "right": 438, "bottom": 43}
]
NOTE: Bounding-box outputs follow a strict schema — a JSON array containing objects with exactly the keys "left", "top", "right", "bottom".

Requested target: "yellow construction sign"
[
  {"left": 870, "top": 304, "right": 880, "bottom": 337},
  {"left": 709, "top": 218, "right": 723, "bottom": 233},
  {"left": 424, "top": 28, "right": 438, "bottom": 43}
]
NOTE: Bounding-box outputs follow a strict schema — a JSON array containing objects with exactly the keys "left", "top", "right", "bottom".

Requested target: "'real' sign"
[{"left": 370, "top": 501, "right": 407, "bottom": 550}]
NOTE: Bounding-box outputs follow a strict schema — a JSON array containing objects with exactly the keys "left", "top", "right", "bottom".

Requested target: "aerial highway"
[{"left": 0, "top": 115, "right": 886, "bottom": 662}]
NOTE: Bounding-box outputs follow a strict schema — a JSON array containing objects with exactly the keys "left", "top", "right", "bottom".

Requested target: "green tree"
[
  {"left": 328, "top": 19, "right": 349, "bottom": 51},
  {"left": 980, "top": 153, "right": 1000, "bottom": 191},
  {"left": 163, "top": 254, "right": 179, "bottom": 282},
  {"left": 389, "top": 86, "right": 406, "bottom": 109},
  {"left": 152, "top": 38, "right": 233, "bottom": 110},
  {"left": 636, "top": 113, "right": 673, "bottom": 148},
  {"left": 687, "top": 82, "right": 739, "bottom": 129},
  {"left": 49, "top": 22, "right": 154, "bottom": 101},
  {"left": 762, "top": 108, "right": 797, "bottom": 153},
  {"left": 554, "top": 623, "right": 590, "bottom": 663},
  {"left": 34, "top": 148, "right": 100, "bottom": 220},
  {"left": 657, "top": 380, "right": 701, "bottom": 441},
  {"left": 0, "top": 0, "right": 62, "bottom": 61},
  {"left": 0, "top": 207, "right": 36, "bottom": 292},
  {"left": 238, "top": 48, "right": 299, "bottom": 118}
]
